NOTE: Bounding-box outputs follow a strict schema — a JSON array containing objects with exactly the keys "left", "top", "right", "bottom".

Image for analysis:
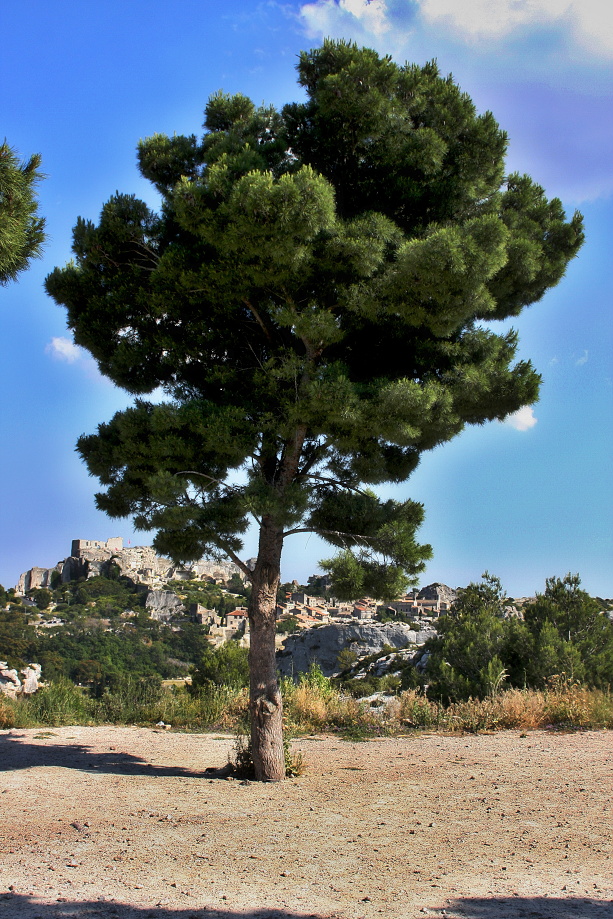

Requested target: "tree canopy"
[
  {"left": 0, "top": 141, "right": 45, "bottom": 285},
  {"left": 45, "top": 41, "right": 584, "bottom": 779},
  {"left": 425, "top": 573, "right": 613, "bottom": 702}
]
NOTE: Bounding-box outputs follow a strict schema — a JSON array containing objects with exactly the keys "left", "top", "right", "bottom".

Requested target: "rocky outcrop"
[
  {"left": 17, "top": 565, "right": 62, "bottom": 594},
  {"left": 61, "top": 556, "right": 87, "bottom": 583},
  {"left": 145, "top": 590, "right": 185, "bottom": 621},
  {"left": 0, "top": 662, "right": 42, "bottom": 697},
  {"left": 277, "top": 621, "right": 436, "bottom": 678},
  {"left": 417, "top": 582, "right": 458, "bottom": 605},
  {"left": 16, "top": 539, "right": 248, "bottom": 594}
]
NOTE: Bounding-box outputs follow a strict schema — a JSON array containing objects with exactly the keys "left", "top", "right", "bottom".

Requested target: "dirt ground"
[{"left": 0, "top": 726, "right": 611, "bottom": 919}]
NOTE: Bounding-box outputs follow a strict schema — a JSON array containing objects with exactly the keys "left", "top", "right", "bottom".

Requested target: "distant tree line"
[
  {"left": 0, "top": 575, "right": 211, "bottom": 686},
  {"left": 2, "top": 571, "right": 611, "bottom": 706},
  {"left": 424, "top": 573, "right": 613, "bottom": 702}
]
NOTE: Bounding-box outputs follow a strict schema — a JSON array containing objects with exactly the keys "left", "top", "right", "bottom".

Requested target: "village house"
[{"left": 226, "top": 608, "right": 249, "bottom": 630}]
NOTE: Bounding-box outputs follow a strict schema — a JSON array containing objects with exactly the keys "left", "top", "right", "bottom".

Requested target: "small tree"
[
  {"left": 276, "top": 616, "right": 300, "bottom": 635},
  {"left": 46, "top": 42, "right": 583, "bottom": 779},
  {"left": 190, "top": 641, "right": 250, "bottom": 692},
  {"left": 0, "top": 141, "right": 45, "bottom": 284},
  {"left": 425, "top": 573, "right": 510, "bottom": 701},
  {"left": 524, "top": 574, "right": 613, "bottom": 687},
  {"left": 32, "top": 587, "right": 53, "bottom": 610},
  {"left": 425, "top": 572, "right": 613, "bottom": 699}
]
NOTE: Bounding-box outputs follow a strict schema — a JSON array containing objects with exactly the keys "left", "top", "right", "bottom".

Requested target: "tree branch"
[
  {"left": 282, "top": 525, "right": 379, "bottom": 544},
  {"left": 301, "top": 472, "right": 369, "bottom": 496},
  {"left": 173, "top": 470, "right": 242, "bottom": 494},
  {"left": 243, "top": 298, "right": 273, "bottom": 343},
  {"left": 220, "top": 547, "right": 253, "bottom": 581}
]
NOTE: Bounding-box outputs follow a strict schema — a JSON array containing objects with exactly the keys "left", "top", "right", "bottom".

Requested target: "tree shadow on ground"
[
  {"left": 0, "top": 894, "right": 335, "bottom": 919},
  {"left": 0, "top": 733, "right": 231, "bottom": 779},
  {"left": 444, "top": 897, "right": 613, "bottom": 918},
  {"left": 1, "top": 894, "right": 612, "bottom": 919}
]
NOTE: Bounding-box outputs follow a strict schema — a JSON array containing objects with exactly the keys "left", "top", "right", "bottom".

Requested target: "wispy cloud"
[
  {"left": 45, "top": 336, "right": 83, "bottom": 363},
  {"left": 300, "top": 0, "right": 400, "bottom": 47},
  {"left": 420, "top": 0, "right": 613, "bottom": 57},
  {"left": 575, "top": 349, "right": 589, "bottom": 366},
  {"left": 300, "top": 0, "right": 613, "bottom": 57},
  {"left": 503, "top": 406, "right": 538, "bottom": 431},
  {"left": 45, "top": 336, "right": 109, "bottom": 385}
]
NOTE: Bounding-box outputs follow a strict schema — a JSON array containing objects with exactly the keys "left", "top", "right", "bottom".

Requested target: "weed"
[{"left": 231, "top": 732, "right": 305, "bottom": 778}]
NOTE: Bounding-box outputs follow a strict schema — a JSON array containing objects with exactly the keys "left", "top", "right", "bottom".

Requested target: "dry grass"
[
  {"left": 286, "top": 682, "right": 330, "bottom": 727},
  {"left": 2, "top": 677, "right": 611, "bottom": 736}
]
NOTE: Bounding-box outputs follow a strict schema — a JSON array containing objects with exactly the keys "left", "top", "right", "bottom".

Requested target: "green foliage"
[
  {"left": 300, "top": 660, "right": 334, "bottom": 699},
  {"left": 92, "top": 673, "right": 163, "bottom": 721},
  {"left": 0, "top": 605, "right": 36, "bottom": 667},
  {"left": 190, "top": 640, "right": 250, "bottom": 691},
  {"left": 336, "top": 647, "right": 359, "bottom": 672},
  {"left": 31, "top": 588, "right": 52, "bottom": 610},
  {"left": 44, "top": 41, "right": 583, "bottom": 599},
  {"left": 0, "top": 142, "right": 46, "bottom": 285},
  {"left": 425, "top": 573, "right": 613, "bottom": 702},
  {"left": 226, "top": 572, "right": 251, "bottom": 601},
  {"left": 7, "top": 573, "right": 208, "bottom": 685},
  {"left": 71, "top": 575, "right": 143, "bottom": 607},
  {"left": 25, "top": 678, "right": 90, "bottom": 727},
  {"left": 276, "top": 616, "right": 300, "bottom": 634}
]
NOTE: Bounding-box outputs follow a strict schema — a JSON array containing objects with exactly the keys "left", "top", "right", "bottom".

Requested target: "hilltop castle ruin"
[{"left": 16, "top": 538, "right": 245, "bottom": 594}]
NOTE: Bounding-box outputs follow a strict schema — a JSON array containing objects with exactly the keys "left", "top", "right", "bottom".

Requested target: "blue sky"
[{"left": 1, "top": 0, "right": 611, "bottom": 598}]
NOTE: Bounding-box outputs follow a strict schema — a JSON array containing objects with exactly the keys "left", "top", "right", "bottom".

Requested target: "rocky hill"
[
  {"left": 277, "top": 619, "right": 437, "bottom": 678},
  {"left": 16, "top": 537, "right": 247, "bottom": 594}
]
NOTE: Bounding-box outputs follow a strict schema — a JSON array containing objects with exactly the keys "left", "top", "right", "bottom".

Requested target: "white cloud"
[
  {"left": 342, "top": 0, "right": 390, "bottom": 35},
  {"left": 420, "top": 0, "right": 570, "bottom": 40},
  {"left": 299, "top": 0, "right": 613, "bottom": 57},
  {"left": 45, "top": 337, "right": 82, "bottom": 363},
  {"left": 503, "top": 405, "right": 538, "bottom": 431},
  {"left": 575, "top": 349, "right": 589, "bottom": 366},
  {"left": 300, "top": 0, "right": 399, "bottom": 45},
  {"left": 419, "top": 0, "right": 613, "bottom": 56}
]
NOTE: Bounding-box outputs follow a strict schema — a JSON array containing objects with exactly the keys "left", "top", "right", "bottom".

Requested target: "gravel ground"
[{"left": 0, "top": 726, "right": 611, "bottom": 919}]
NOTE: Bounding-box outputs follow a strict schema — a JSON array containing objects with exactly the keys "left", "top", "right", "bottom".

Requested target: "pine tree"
[
  {"left": 45, "top": 41, "right": 584, "bottom": 780},
  {"left": 0, "top": 142, "right": 45, "bottom": 284}
]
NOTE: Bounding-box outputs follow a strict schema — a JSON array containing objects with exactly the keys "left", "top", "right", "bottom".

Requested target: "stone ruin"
[{"left": 16, "top": 538, "right": 248, "bottom": 594}]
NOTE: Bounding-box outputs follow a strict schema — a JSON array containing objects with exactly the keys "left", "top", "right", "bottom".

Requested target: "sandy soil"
[{"left": 0, "top": 726, "right": 611, "bottom": 919}]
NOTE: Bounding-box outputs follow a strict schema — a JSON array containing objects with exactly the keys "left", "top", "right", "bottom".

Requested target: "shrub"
[
  {"left": 390, "top": 689, "right": 442, "bottom": 729},
  {"left": 0, "top": 696, "right": 16, "bottom": 728},
  {"left": 24, "top": 678, "right": 92, "bottom": 726},
  {"left": 190, "top": 641, "right": 249, "bottom": 692}
]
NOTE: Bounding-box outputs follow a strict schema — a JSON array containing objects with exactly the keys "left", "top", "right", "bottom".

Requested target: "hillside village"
[
  {"left": 14, "top": 536, "right": 462, "bottom": 650},
  {"left": 3, "top": 535, "right": 613, "bottom": 703},
  {"left": 2, "top": 536, "right": 470, "bottom": 693}
]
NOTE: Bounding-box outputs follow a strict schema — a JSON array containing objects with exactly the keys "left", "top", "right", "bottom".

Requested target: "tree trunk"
[{"left": 248, "top": 515, "right": 285, "bottom": 782}]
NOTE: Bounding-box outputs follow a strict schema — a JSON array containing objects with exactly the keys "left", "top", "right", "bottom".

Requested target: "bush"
[
  {"left": 232, "top": 732, "right": 304, "bottom": 779},
  {"left": 190, "top": 641, "right": 250, "bottom": 692},
  {"left": 425, "top": 572, "right": 613, "bottom": 702},
  {"left": 0, "top": 696, "right": 16, "bottom": 729},
  {"left": 24, "top": 678, "right": 92, "bottom": 726}
]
